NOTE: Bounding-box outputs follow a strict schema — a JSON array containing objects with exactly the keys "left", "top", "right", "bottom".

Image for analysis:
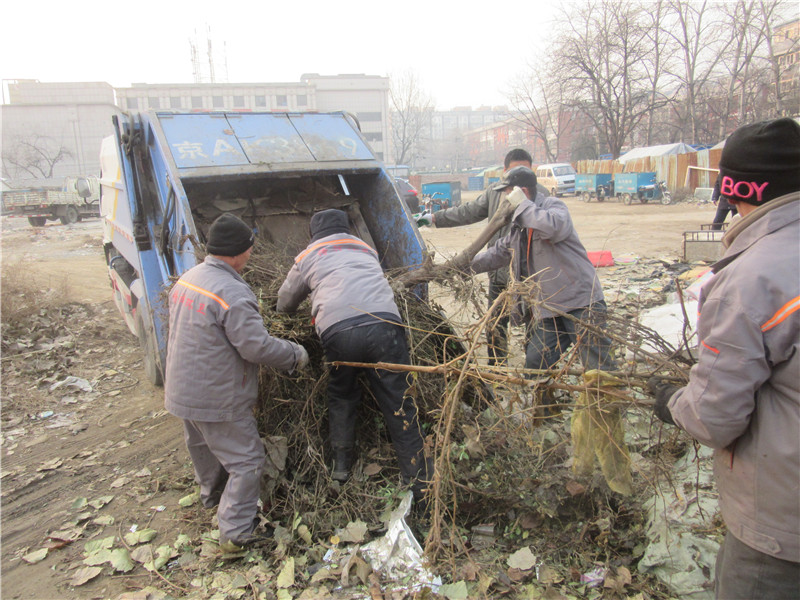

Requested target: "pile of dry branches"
[{"left": 239, "top": 235, "right": 694, "bottom": 576}]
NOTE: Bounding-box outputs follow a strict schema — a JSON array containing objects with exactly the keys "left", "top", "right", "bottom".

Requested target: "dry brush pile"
[{"left": 238, "top": 237, "right": 694, "bottom": 596}]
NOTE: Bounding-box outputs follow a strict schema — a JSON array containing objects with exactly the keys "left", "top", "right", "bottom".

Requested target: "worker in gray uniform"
[
  {"left": 416, "top": 148, "right": 548, "bottom": 366},
  {"left": 649, "top": 118, "right": 800, "bottom": 599},
  {"left": 165, "top": 213, "right": 309, "bottom": 553},
  {"left": 469, "top": 166, "right": 618, "bottom": 375},
  {"left": 277, "top": 209, "right": 430, "bottom": 501}
]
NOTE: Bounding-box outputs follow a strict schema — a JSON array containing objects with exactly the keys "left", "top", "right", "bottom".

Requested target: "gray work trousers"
[
  {"left": 182, "top": 416, "right": 264, "bottom": 544},
  {"left": 715, "top": 531, "right": 800, "bottom": 599}
]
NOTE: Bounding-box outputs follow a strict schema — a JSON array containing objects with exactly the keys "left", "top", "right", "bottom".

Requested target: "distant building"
[
  {"left": 773, "top": 18, "right": 800, "bottom": 115},
  {"left": 2, "top": 74, "right": 392, "bottom": 184},
  {"left": 1, "top": 81, "right": 119, "bottom": 181},
  {"left": 115, "top": 74, "right": 391, "bottom": 161},
  {"left": 400, "top": 106, "right": 510, "bottom": 171},
  {"left": 463, "top": 107, "right": 597, "bottom": 167}
]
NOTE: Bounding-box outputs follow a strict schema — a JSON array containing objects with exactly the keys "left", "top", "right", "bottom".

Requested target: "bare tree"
[
  {"left": 662, "top": 0, "right": 729, "bottom": 143},
  {"left": 554, "top": 0, "right": 667, "bottom": 157},
  {"left": 760, "top": 0, "right": 800, "bottom": 118},
  {"left": 507, "top": 66, "right": 576, "bottom": 162},
  {"left": 389, "top": 71, "right": 434, "bottom": 168},
  {"left": 713, "top": 1, "right": 769, "bottom": 136},
  {"left": 642, "top": 0, "right": 678, "bottom": 144},
  {"left": 1, "top": 134, "right": 73, "bottom": 180}
]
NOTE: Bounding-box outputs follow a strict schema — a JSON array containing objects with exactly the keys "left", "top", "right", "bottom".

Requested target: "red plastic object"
[{"left": 587, "top": 251, "right": 614, "bottom": 267}]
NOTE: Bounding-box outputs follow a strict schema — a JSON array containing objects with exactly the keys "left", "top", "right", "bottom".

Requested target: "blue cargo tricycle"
[
  {"left": 575, "top": 173, "right": 614, "bottom": 202},
  {"left": 613, "top": 172, "right": 672, "bottom": 205}
]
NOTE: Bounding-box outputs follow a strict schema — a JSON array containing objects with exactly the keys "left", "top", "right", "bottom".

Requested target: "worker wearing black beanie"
[
  {"left": 718, "top": 117, "right": 800, "bottom": 205},
  {"left": 648, "top": 117, "right": 800, "bottom": 599},
  {"left": 206, "top": 214, "right": 255, "bottom": 257},
  {"left": 309, "top": 209, "right": 350, "bottom": 242}
]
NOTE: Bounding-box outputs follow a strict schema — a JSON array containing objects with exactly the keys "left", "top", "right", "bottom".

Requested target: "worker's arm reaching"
[
  {"left": 425, "top": 190, "right": 492, "bottom": 227},
  {"left": 276, "top": 263, "right": 311, "bottom": 313}
]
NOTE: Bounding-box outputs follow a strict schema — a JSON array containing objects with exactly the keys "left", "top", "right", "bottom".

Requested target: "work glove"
[
  {"left": 646, "top": 376, "right": 678, "bottom": 426},
  {"left": 295, "top": 346, "right": 310, "bottom": 371},
  {"left": 414, "top": 210, "right": 433, "bottom": 227},
  {"left": 506, "top": 186, "right": 527, "bottom": 208}
]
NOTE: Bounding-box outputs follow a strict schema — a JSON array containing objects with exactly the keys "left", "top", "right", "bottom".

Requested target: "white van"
[{"left": 535, "top": 163, "right": 576, "bottom": 197}]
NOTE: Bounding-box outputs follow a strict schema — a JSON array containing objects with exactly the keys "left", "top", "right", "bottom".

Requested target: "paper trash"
[{"left": 49, "top": 376, "right": 93, "bottom": 393}]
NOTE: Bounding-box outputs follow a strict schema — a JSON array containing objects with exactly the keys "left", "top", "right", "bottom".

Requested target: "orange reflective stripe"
[
  {"left": 295, "top": 238, "right": 374, "bottom": 263},
  {"left": 526, "top": 230, "right": 533, "bottom": 273},
  {"left": 176, "top": 280, "right": 229, "bottom": 310},
  {"left": 701, "top": 340, "right": 720, "bottom": 354},
  {"left": 761, "top": 295, "right": 800, "bottom": 332}
]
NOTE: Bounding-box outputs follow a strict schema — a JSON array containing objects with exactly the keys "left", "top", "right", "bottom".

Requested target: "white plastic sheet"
[{"left": 361, "top": 492, "right": 441, "bottom": 593}]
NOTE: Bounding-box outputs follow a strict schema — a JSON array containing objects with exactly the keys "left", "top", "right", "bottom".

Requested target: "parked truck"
[
  {"left": 100, "top": 110, "right": 429, "bottom": 385},
  {"left": 2, "top": 176, "right": 100, "bottom": 226}
]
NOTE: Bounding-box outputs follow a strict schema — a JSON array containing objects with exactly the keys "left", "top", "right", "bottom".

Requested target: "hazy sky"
[{"left": 1, "top": 0, "right": 560, "bottom": 110}]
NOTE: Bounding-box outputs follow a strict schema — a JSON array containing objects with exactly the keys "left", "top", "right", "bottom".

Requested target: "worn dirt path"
[{"left": 1, "top": 218, "right": 193, "bottom": 600}]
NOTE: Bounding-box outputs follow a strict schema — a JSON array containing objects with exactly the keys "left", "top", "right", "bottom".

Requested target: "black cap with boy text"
[{"left": 718, "top": 118, "right": 800, "bottom": 205}]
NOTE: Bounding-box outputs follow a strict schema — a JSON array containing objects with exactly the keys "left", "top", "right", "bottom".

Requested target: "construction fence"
[{"left": 576, "top": 147, "right": 723, "bottom": 192}]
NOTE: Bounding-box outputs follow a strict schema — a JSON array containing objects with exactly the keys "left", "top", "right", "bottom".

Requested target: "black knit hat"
[
  {"left": 493, "top": 166, "right": 538, "bottom": 192},
  {"left": 309, "top": 209, "right": 350, "bottom": 242},
  {"left": 719, "top": 118, "right": 800, "bottom": 205},
  {"left": 206, "top": 213, "right": 255, "bottom": 257}
]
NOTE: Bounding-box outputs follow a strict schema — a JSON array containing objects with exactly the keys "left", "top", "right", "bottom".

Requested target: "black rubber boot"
[{"left": 331, "top": 448, "right": 354, "bottom": 482}]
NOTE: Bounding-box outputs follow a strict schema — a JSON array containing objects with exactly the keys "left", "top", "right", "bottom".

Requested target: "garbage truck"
[{"left": 100, "top": 110, "right": 428, "bottom": 386}]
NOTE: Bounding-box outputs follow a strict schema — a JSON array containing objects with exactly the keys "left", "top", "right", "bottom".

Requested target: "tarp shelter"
[{"left": 618, "top": 143, "right": 695, "bottom": 164}]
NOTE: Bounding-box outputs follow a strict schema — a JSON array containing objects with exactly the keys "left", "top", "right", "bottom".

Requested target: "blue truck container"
[
  {"left": 100, "top": 110, "right": 429, "bottom": 385},
  {"left": 467, "top": 176, "right": 484, "bottom": 191},
  {"left": 574, "top": 173, "right": 613, "bottom": 202},
  {"left": 613, "top": 172, "right": 671, "bottom": 205},
  {"left": 421, "top": 182, "right": 462, "bottom": 212}
]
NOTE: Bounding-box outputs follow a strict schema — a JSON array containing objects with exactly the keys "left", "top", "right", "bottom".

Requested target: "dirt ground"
[
  {"left": 0, "top": 196, "right": 719, "bottom": 599},
  {"left": 421, "top": 191, "right": 714, "bottom": 261}
]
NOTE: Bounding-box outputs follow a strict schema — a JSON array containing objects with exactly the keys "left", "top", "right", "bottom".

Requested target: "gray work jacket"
[
  {"left": 165, "top": 256, "right": 303, "bottom": 422},
  {"left": 434, "top": 182, "right": 549, "bottom": 286},
  {"left": 470, "top": 193, "right": 605, "bottom": 320},
  {"left": 668, "top": 193, "right": 800, "bottom": 562},
  {"left": 276, "top": 233, "right": 401, "bottom": 340}
]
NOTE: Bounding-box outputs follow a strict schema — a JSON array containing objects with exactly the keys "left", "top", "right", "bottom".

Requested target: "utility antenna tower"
[
  {"left": 189, "top": 25, "right": 227, "bottom": 84},
  {"left": 190, "top": 34, "right": 202, "bottom": 83},
  {"left": 206, "top": 26, "right": 216, "bottom": 84},
  {"left": 223, "top": 41, "right": 230, "bottom": 84}
]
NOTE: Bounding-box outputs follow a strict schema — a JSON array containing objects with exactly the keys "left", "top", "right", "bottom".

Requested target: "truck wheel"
[
  {"left": 581, "top": 192, "right": 590, "bottom": 202},
  {"left": 622, "top": 193, "right": 633, "bottom": 205},
  {"left": 60, "top": 205, "right": 79, "bottom": 225},
  {"left": 28, "top": 217, "right": 47, "bottom": 227},
  {"left": 136, "top": 311, "right": 164, "bottom": 387}
]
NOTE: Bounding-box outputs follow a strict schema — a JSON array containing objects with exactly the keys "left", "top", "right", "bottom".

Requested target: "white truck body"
[{"left": 2, "top": 176, "right": 100, "bottom": 226}]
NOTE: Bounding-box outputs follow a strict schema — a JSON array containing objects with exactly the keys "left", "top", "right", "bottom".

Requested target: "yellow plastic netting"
[{"left": 571, "top": 369, "right": 632, "bottom": 495}]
